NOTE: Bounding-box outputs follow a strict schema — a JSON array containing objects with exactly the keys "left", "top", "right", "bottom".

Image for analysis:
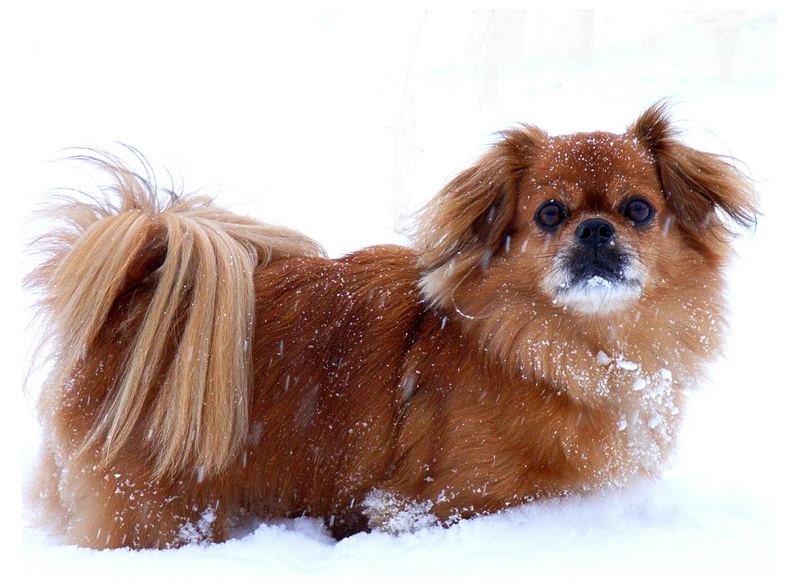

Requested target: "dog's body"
[{"left": 28, "top": 104, "right": 755, "bottom": 548}]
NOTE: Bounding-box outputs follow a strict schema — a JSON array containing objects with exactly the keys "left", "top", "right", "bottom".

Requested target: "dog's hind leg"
[{"left": 52, "top": 453, "right": 230, "bottom": 549}]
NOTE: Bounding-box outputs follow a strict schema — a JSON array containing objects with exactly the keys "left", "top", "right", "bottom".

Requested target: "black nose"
[{"left": 575, "top": 218, "right": 615, "bottom": 248}]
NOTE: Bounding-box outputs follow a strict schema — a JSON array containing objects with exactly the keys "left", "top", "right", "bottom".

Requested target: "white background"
[{"left": 2, "top": 1, "right": 795, "bottom": 581}]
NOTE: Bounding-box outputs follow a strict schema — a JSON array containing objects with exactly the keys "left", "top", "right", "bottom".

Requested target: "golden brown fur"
[{"left": 26, "top": 105, "right": 756, "bottom": 548}]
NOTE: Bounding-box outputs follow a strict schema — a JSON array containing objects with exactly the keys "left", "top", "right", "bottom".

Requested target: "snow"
[
  {"left": 18, "top": 478, "right": 773, "bottom": 576},
  {"left": 586, "top": 275, "right": 612, "bottom": 288},
  {"left": 616, "top": 359, "right": 640, "bottom": 372},
  {"left": 362, "top": 490, "right": 438, "bottom": 535},
  {"left": 6, "top": 4, "right": 788, "bottom": 579},
  {"left": 177, "top": 506, "right": 218, "bottom": 546},
  {"left": 596, "top": 350, "right": 613, "bottom": 366}
]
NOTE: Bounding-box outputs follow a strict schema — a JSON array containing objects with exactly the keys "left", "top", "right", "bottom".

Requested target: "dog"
[{"left": 26, "top": 103, "right": 756, "bottom": 548}]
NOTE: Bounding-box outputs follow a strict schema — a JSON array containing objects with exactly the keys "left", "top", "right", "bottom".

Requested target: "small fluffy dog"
[{"left": 27, "top": 104, "right": 755, "bottom": 548}]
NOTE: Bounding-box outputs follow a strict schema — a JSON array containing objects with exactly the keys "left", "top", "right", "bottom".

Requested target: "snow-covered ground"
[{"left": 7, "top": 4, "right": 787, "bottom": 578}]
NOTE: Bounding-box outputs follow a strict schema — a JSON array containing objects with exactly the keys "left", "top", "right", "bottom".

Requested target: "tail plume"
[{"left": 27, "top": 152, "right": 324, "bottom": 479}]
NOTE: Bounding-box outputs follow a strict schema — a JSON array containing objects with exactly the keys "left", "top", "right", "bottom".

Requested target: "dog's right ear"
[{"left": 415, "top": 126, "right": 546, "bottom": 308}]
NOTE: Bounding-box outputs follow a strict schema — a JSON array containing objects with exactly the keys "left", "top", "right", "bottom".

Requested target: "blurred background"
[
  {"left": 5, "top": 7, "right": 776, "bottom": 253},
  {"left": 4, "top": 2, "right": 787, "bottom": 576}
]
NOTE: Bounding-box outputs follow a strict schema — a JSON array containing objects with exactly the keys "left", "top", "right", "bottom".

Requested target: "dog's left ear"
[
  {"left": 630, "top": 102, "right": 757, "bottom": 241},
  {"left": 415, "top": 126, "right": 545, "bottom": 307}
]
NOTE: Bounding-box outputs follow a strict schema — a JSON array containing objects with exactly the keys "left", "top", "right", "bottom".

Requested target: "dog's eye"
[
  {"left": 620, "top": 197, "right": 654, "bottom": 226},
  {"left": 535, "top": 200, "right": 568, "bottom": 231}
]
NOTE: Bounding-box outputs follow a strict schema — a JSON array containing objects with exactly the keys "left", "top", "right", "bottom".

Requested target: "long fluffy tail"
[{"left": 27, "top": 152, "right": 324, "bottom": 479}]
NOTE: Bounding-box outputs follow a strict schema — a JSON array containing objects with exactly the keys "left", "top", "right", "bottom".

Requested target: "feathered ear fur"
[
  {"left": 630, "top": 102, "right": 757, "bottom": 243},
  {"left": 415, "top": 126, "right": 546, "bottom": 307}
]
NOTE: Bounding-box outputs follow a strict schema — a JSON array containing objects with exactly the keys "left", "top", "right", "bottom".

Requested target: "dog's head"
[{"left": 415, "top": 103, "right": 756, "bottom": 319}]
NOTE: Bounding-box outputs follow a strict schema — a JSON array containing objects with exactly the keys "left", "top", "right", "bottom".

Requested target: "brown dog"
[{"left": 27, "top": 103, "right": 755, "bottom": 548}]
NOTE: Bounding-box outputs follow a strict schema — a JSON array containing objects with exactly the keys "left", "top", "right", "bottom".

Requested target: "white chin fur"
[{"left": 553, "top": 277, "right": 642, "bottom": 315}]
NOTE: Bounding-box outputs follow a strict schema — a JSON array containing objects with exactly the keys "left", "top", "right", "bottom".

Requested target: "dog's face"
[
  {"left": 511, "top": 132, "right": 666, "bottom": 315},
  {"left": 416, "top": 104, "right": 756, "bottom": 322}
]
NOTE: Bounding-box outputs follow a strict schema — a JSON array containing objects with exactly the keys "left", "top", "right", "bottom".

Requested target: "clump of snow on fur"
[
  {"left": 362, "top": 489, "right": 438, "bottom": 534},
  {"left": 616, "top": 359, "right": 639, "bottom": 371},
  {"left": 596, "top": 350, "right": 613, "bottom": 366},
  {"left": 176, "top": 505, "right": 217, "bottom": 545},
  {"left": 585, "top": 275, "right": 612, "bottom": 288}
]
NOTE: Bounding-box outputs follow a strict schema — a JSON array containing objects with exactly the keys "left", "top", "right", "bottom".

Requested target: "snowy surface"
[{"left": 6, "top": 4, "right": 788, "bottom": 579}]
